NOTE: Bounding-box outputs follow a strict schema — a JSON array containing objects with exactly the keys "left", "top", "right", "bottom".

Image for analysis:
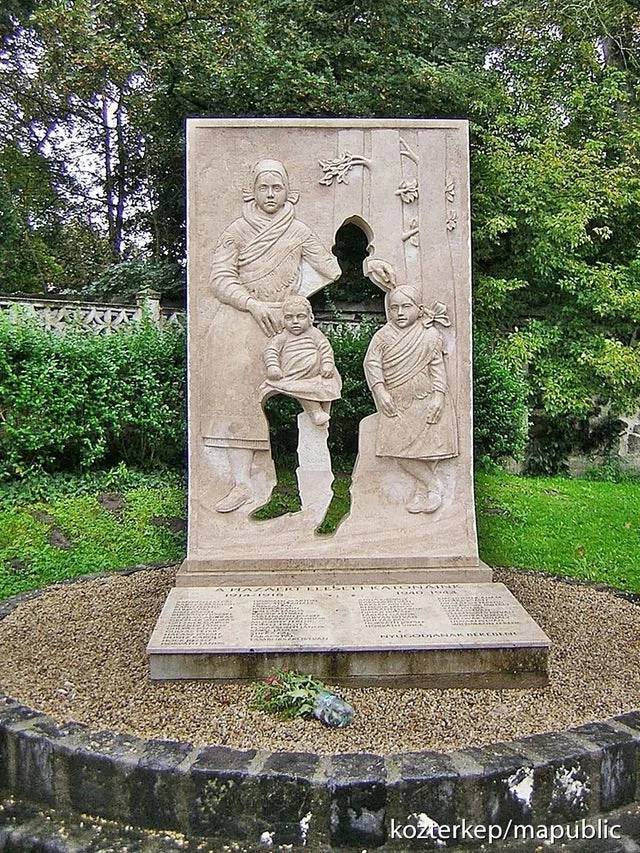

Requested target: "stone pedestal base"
[
  {"left": 147, "top": 582, "right": 550, "bottom": 688},
  {"left": 176, "top": 561, "right": 493, "bottom": 587}
]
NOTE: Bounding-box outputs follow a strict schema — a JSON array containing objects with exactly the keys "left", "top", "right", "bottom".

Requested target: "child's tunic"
[
  {"left": 260, "top": 327, "right": 342, "bottom": 402},
  {"left": 364, "top": 320, "right": 458, "bottom": 459}
]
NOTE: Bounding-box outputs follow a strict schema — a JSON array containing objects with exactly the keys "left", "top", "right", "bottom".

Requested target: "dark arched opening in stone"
[{"left": 310, "top": 220, "right": 384, "bottom": 318}]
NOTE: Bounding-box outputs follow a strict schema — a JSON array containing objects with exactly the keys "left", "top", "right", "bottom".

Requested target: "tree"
[
  {"left": 0, "top": 0, "right": 638, "bottom": 466},
  {"left": 471, "top": 0, "right": 640, "bottom": 468}
]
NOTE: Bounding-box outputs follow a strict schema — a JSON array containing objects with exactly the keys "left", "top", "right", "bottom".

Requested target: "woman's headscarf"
[
  {"left": 390, "top": 284, "right": 422, "bottom": 307},
  {"left": 243, "top": 159, "right": 299, "bottom": 204},
  {"left": 239, "top": 160, "right": 300, "bottom": 267}
]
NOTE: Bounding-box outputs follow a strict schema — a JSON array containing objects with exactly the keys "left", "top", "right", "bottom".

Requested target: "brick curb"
[{"left": 0, "top": 571, "right": 639, "bottom": 848}]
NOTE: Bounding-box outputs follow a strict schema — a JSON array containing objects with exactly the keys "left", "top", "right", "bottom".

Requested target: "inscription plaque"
[{"left": 148, "top": 583, "right": 549, "bottom": 655}]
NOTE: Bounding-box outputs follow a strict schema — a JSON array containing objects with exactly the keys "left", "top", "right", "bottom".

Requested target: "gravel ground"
[{"left": 0, "top": 566, "right": 638, "bottom": 754}]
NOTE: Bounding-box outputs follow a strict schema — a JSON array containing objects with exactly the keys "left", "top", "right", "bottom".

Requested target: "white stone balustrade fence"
[
  {"left": 0, "top": 290, "right": 184, "bottom": 334},
  {"left": 0, "top": 291, "right": 384, "bottom": 334}
]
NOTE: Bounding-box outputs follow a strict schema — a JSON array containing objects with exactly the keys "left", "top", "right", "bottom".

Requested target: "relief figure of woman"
[{"left": 205, "top": 159, "right": 341, "bottom": 512}]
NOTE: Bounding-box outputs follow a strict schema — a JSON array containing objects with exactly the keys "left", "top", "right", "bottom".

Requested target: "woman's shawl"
[{"left": 237, "top": 200, "right": 297, "bottom": 269}]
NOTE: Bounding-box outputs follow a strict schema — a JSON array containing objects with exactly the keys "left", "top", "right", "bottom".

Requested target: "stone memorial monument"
[{"left": 148, "top": 118, "right": 550, "bottom": 686}]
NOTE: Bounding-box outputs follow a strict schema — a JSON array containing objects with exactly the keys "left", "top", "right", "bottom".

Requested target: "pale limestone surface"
[
  {"left": 147, "top": 582, "right": 549, "bottom": 685},
  {"left": 183, "top": 118, "right": 479, "bottom": 583},
  {"left": 148, "top": 118, "right": 551, "bottom": 684},
  {"left": 150, "top": 583, "right": 549, "bottom": 653}
]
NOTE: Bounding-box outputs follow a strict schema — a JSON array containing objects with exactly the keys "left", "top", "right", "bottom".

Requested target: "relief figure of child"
[
  {"left": 260, "top": 295, "right": 342, "bottom": 426},
  {"left": 364, "top": 285, "right": 458, "bottom": 513}
]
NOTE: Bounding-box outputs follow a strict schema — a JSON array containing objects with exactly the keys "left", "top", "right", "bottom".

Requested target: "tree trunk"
[
  {"left": 101, "top": 84, "right": 118, "bottom": 260},
  {"left": 114, "top": 88, "right": 127, "bottom": 258}
]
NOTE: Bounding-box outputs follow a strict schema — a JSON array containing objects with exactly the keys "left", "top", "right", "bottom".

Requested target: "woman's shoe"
[{"left": 215, "top": 483, "right": 252, "bottom": 513}]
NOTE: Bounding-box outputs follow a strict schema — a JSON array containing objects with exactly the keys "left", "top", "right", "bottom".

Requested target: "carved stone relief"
[
  {"left": 395, "top": 180, "right": 419, "bottom": 204},
  {"left": 364, "top": 286, "right": 457, "bottom": 515},
  {"left": 398, "top": 137, "right": 421, "bottom": 252},
  {"left": 181, "top": 119, "right": 482, "bottom": 582},
  {"left": 445, "top": 179, "right": 456, "bottom": 203},
  {"left": 145, "top": 118, "right": 555, "bottom": 689},
  {"left": 259, "top": 294, "right": 342, "bottom": 428},
  {"left": 399, "top": 137, "right": 419, "bottom": 164},
  {"left": 318, "top": 151, "right": 372, "bottom": 186},
  {"left": 445, "top": 177, "right": 457, "bottom": 230},
  {"left": 206, "top": 158, "right": 341, "bottom": 513},
  {"left": 402, "top": 218, "right": 420, "bottom": 247}
]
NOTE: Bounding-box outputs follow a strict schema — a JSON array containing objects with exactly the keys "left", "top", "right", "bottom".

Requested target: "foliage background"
[
  {"left": 0, "top": 317, "right": 527, "bottom": 476},
  {"left": 0, "top": 318, "right": 185, "bottom": 477},
  {"left": 1, "top": 0, "right": 639, "bottom": 469}
]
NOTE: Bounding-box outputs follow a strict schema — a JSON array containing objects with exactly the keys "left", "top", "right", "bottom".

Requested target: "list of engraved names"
[
  {"left": 434, "top": 589, "right": 518, "bottom": 625},
  {"left": 249, "top": 599, "right": 328, "bottom": 644},
  {"left": 161, "top": 601, "right": 232, "bottom": 646}
]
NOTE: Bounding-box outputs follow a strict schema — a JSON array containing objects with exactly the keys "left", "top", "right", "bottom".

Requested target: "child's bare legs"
[
  {"left": 397, "top": 459, "right": 442, "bottom": 513},
  {"left": 300, "top": 398, "right": 330, "bottom": 426}
]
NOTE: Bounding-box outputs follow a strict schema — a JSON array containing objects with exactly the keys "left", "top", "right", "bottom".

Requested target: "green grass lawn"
[
  {"left": 0, "top": 468, "right": 186, "bottom": 600},
  {"left": 0, "top": 466, "right": 638, "bottom": 599},
  {"left": 476, "top": 469, "right": 640, "bottom": 591}
]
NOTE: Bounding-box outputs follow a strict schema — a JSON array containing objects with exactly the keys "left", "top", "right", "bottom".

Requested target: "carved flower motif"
[
  {"left": 446, "top": 211, "right": 458, "bottom": 231},
  {"left": 402, "top": 217, "right": 420, "bottom": 247},
  {"left": 395, "top": 180, "right": 419, "bottom": 204},
  {"left": 318, "top": 152, "right": 371, "bottom": 186}
]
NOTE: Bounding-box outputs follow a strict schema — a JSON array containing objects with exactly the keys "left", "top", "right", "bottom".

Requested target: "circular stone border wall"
[{"left": 0, "top": 572, "right": 639, "bottom": 849}]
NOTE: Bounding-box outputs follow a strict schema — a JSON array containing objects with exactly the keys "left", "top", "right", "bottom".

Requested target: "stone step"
[
  {"left": 148, "top": 581, "right": 550, "bottom": 687},
  {"left": 0, "top": 791, "right": 216, "bottom": 852},
  {"left": 2, "top": 791, "right": 640, "bottom": 852}
]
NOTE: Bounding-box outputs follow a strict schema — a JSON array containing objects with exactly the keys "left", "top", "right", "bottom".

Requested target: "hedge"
[
  {"left": 0, "top": 317, "right": 185, "bottom": 476},
  {"left": 0, "top": 316, "right": 527, "bottom": 477}
]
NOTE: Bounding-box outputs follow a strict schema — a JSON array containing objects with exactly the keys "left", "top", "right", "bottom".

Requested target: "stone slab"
[
  {"left": 147, "top": 582, "right": 550, "bottom": 686},
  {"left": 175, "top": 561, "right": 494, "bottom": 587},
  {"left": 184, "top": 118, "right": 479, "bottom": 578},
  {"left": 149, "top": 117, "right": 551, "bottom": 684}
]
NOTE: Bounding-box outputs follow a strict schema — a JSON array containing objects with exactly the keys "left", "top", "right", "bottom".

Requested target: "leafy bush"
[
  {"left": 524, "top": 411, "right": 623, "bottom": 476},
  {"left": 0, "top": 315, "right": 529, "bottom": 477},
  {"left": 495, "top": 317, "right": 639, "bottom": 474},
  {"left": 0, "top": 316, "right": 185, "bottom": 477},
  {"left": 327, "top": 322, "right": 379, "bottom": 464},
  {"left": 583, "top": 455, "right": 640, "bottom": 484},
  {"left": 473, "top": 330, "right": 529, "bottom": 464}
]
